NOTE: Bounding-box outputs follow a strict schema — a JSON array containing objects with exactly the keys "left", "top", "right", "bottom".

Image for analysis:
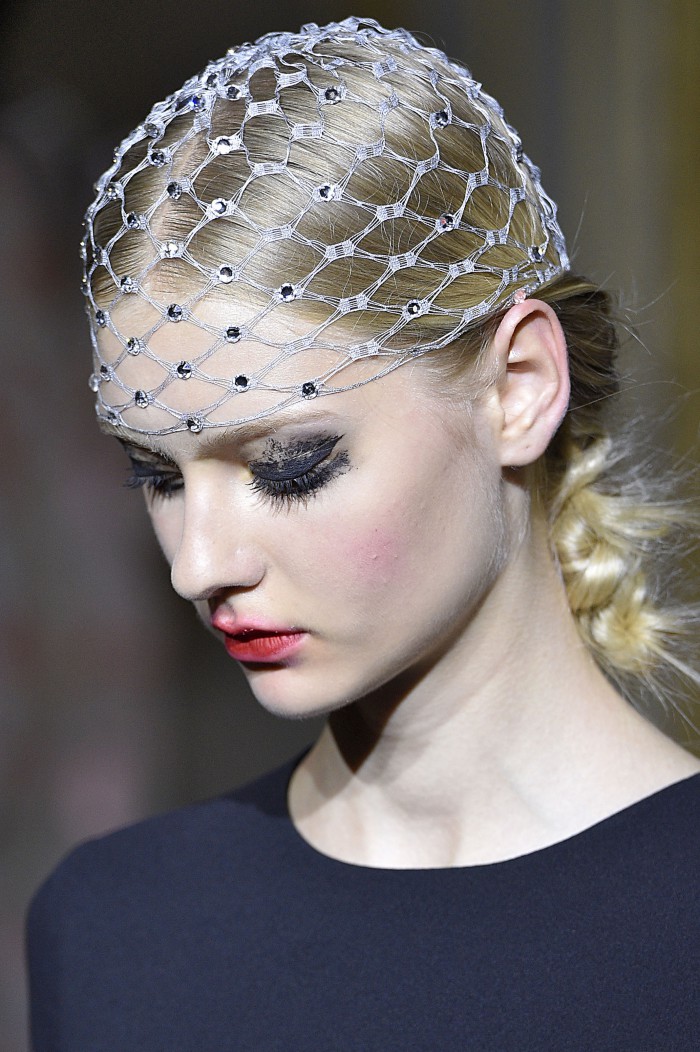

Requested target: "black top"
[{"left": 27, "top": 754, "right": 700, "bottom": 1051}]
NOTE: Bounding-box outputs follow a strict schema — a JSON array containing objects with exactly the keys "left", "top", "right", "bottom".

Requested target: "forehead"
[
  {"left": 93, "top": 295, "right": 407, "bottom": 436},
  {"left": 97, "top": 352, "right": 473, "bottom": 461}
]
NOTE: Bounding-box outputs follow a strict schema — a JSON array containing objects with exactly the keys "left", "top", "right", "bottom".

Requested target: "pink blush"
[{"left": 334, "top": 524, "right": 406, "bottom": 585}]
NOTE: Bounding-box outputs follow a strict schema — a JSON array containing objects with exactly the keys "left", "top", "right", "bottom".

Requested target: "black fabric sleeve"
[{"left": 27, "top": 870, "right": 65, "bottom": 1051}]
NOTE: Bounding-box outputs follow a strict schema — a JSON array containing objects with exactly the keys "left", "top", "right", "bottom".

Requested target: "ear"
[{"left": 486, "top": 299, "right": 570, "bottom": 467}]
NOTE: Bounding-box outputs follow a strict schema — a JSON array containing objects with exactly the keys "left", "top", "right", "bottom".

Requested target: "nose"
[{"left": 169, "top": 472, "right": 266, "bottom": 602}]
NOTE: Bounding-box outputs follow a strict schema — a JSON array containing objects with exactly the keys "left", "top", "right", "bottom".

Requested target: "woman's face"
[{"left": 100, "top": 325, "right": 512, "bottom": 719}]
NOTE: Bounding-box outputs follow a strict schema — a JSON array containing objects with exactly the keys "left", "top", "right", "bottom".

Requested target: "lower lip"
[{"left": 222, "top": 631, "right": 307, "bottom": 664}]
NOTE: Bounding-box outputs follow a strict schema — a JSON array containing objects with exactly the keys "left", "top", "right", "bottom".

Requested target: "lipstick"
[
  {"left": 222, "top": 629, "right": 306, "bottom": 663},
  {"left": 211, "top": 611, "right": 307, "bottom": 664}
]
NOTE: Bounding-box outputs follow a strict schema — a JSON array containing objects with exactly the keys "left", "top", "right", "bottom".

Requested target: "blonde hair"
[
  {"left": 458, "top": 275, "right": 699, "bottom": 738},
  {"left": 91, "top": 35, "right": 698, "bottom": 736}
]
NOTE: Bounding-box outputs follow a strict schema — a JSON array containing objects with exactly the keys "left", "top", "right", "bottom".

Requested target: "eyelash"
[{"left": 124, "top": 437, "right": 348, "bottom": 507}]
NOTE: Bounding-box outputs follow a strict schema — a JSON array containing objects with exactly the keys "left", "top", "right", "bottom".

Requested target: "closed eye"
[
  {"left": 248, "top": 433, "right": 348, "bottom": 506},
  {"left": 124, "top": 449, "right": 183, "bottom": 499}
]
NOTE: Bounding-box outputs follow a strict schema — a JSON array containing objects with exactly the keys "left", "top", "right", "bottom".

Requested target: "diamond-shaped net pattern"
[{"left": 83, "top": 16, "right": 569, "bottom": 435}]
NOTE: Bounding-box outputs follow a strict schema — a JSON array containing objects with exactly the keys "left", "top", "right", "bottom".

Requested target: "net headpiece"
[{"left": 83, "top": 16, "right": 569, "bottom": 435}]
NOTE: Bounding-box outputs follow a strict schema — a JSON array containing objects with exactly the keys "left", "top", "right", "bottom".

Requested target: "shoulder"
[{"left": 28, "top": 752, "right": 300, "bottom": 939}]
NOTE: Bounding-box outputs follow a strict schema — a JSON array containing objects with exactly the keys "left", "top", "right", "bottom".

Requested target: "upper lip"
[{"left": 210, "top": 610, "right": 303, "bottom": 638}]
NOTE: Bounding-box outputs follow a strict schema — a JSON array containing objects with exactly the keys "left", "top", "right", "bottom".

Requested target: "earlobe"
[{"left": 489, "top": 299, "right": 570, "bottom": 467}]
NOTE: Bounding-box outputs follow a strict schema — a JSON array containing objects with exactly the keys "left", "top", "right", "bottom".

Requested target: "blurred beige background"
[{"left": 1, "top": 1, "right": 698, "bottom": 1047}]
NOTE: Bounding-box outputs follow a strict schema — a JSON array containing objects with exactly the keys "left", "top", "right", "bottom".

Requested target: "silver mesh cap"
[{"left": 83, "top": 16, "right": 569, "bottom": 435}]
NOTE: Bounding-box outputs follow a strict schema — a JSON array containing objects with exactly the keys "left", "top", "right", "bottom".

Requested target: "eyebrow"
[{"left": 97, "top": 409, "right": 343, "bottom": 458}]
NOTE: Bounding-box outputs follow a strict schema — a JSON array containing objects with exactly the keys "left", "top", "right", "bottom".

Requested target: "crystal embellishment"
[
  {"left": 134, "top": 390, "right": 150, "bottom": 408},
  {"left": 162, "top": 240, "right": 182, "bottom": 258},
  {"left": 120, "top": 276, "right": 137, "bottom": 292},
  {"left": 279, "top": 283, "right": 298, "bottom": 302},
  {"left": 432, "top": 109, "right": 450, "bottom": 127},
  {"left": 301, "top": 381, "right": 318, "bottom": 398},
  {"left": 149, "top": 149, "right": 168, "bottom": 167},
  {"left": 167, "top": 304, "right": 184, "bottom": 322},
  {"left": 167, "top": 181, "right": 183, "bottom": 200},
  {"left": 186, "top": 416, "right": 203, "bottom": 433},
  {"left": 126, "top": 337, "right": 144, "bottom": 355},
  {"left": 436, "top": 213, "right": 456, "bottom": 231},
  {"left": 323, "top": 86, "right": 341, "bottom": 103},
  {"left": 213, "top": 136, "right": 238, "bottom": 155},
  {"left": 176, "top": 361, "right": 192, "bottom": 379},
  {"left": 95, "top": 310, "right": 107, "bottom": 327},
  {"left": 234, "top": 375, "right": 249, "bottom": 391},
  {"left": 225, "top": 326, "right": 241, "bottom": 343},
  {"left": 218, "top": 265, "right": 234, "bottom": 283}
]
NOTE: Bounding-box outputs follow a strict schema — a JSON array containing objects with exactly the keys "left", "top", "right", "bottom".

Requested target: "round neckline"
[{"left": 282, "top": 751, "right": 700, "bottom": 875}]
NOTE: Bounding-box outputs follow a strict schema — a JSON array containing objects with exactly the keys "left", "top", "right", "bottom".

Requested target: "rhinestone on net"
[
  {"left": 161, "top": 240, "right": 183, "bottom": 259},
  {"left": 167, "top": 304, "right": 184, "bottom": 322},
  {"left": 126, "top": 337, "right": 144, "bottom": 355},
  {"left": 225, "top": 326, "right": 241, "bottom": 343},
  {"left": 213, "top": 136, "right": 238, "bottom": 155},
  {"left": 176, "top": 361, "right": 193, "bottom": 379},
  {"left": 279, "top": 283, "right": 298, "bottom": 302}
]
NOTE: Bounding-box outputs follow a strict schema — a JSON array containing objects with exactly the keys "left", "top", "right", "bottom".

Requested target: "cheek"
[
  {"left": 338, "top": 524, "right": 406, "bottom": 586},
  {"left": 299, "top": 500, "right": 422, "bottom": 599}
]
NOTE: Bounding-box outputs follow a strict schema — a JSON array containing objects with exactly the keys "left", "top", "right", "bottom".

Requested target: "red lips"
[{"left": 211, "top": 611, "right": 307, "bottom": 664}]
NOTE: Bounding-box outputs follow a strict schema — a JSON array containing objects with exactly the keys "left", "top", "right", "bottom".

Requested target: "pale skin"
[{"left": 101, "top": 300, "right": 700, "bottom": 869}]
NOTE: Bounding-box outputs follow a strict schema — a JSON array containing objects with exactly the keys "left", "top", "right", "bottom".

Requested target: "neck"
[{"left": 288, "top": 515, "right": 699, "bottom": 868}]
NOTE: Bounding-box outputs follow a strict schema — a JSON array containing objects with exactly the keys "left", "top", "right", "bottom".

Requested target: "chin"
[{"left": 242, "top": 663, "right": 367, "bottom": 721}]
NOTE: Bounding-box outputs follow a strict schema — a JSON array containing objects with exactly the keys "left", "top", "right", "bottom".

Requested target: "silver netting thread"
[{"left": 83, "top": 17, "right": 569, "bottom": 435}]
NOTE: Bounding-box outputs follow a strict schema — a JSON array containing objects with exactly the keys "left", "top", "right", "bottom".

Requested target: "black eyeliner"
[{"left": 249, "top": 434, "right": 344, "bottom": 482}]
